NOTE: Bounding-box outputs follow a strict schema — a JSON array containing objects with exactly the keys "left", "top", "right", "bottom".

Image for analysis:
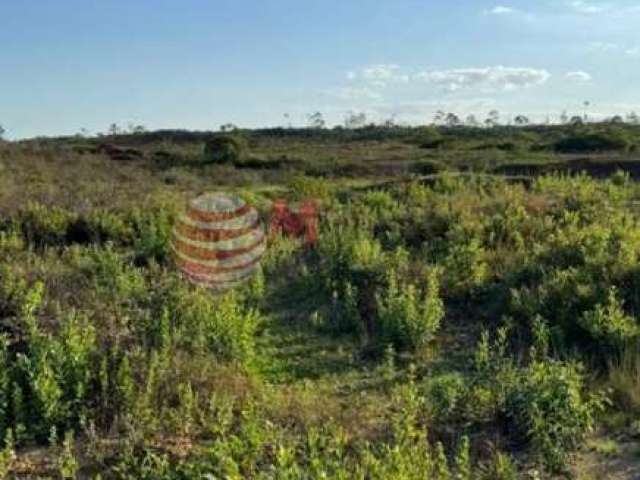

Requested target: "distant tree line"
[
  {"left": 4, "top": 105, "right": 640, "bottom": 144},
  {"left": 299, "top": 106, "right": 640, "bottom": 130}
]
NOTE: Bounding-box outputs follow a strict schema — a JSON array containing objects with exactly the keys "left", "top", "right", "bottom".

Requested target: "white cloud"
[
  {"left": 323, "top": 86, "right": 382, "bottom": 101},
  {"left": 347, "top": 64, "right": 410, "bottom": 87},
  {"left": 586, "top": 42, "right": 640, "bottom": 57},
  {"left": 485, "top": 5, "right": 514, "bottom": 15},
  {"left": 587, "top": 41, "right": 619, "bottom": 52},
  {"left": 569, "top": 1, "right": 609, "bottom": 14},
  {"left": 414, "top": 66, "right": 551, "bottom": 91},
  {"left": 567, "top": 1, "right": 640, "bottom": 16},
  {"left": 566, "top": 71, "right": 592, "bottom": 82},
  {"left": 361, "top": 64, "right": 400, "bottom": 80},
  {"left": 626, "top": 46, "right": 640, "bottom": 57}
]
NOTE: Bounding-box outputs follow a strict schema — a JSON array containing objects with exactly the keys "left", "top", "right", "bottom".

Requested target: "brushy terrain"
[{"left": 3, "top": 123, "right": 640, "bottom": 478}]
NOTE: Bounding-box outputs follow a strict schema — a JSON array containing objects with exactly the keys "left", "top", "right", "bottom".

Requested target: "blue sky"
[{"left": 1, "top": 0, "right": 640, "bottom": 138}]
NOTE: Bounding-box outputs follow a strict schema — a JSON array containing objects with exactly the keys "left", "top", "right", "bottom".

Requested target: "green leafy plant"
[
  {"left": 506, "top": 360, "right": 606, "bottom": 472},
  {"left": 203, "top": 135, "right": 246, "bottom": 164},
  {"left": 377, "top": 269, "right": 444, "bottom": 351},
  {"left": 18, "top": 202, "right": 75, "bottom": 247}
]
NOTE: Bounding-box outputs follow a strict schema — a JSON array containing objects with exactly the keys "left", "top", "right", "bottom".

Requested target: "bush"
[
  {"left": 203, "top": 135, "right": 246, "bottom": 164},
  {"left": 579, "top": 287, "right": 638, "bottom": 349},
  {"left": 71, "top": 209, "right": 132, "bottom": 244},
  {"left": 165, "top": 286, "right": 261, "bottom": 364},
  {"left": 289, "top": 174, "right": 335, "bottom": 201},
  {"left": 317, "top": 225, "right": 386, "bottom": 290},
  {"left": 18, "top": 202, "right": 75, "bottom": 248},
  {"left": 607, "top": 346, "right": 640, "bottom": 412},
  {"left": 13, "top": 283, "right": 98, "bottom": 439},
  {"left": 0, "top": 230, "right": 24, "bottom": 258},
  {"left": 554, "top": 128, "right": 633, "bottom": 153},
  {"left": 410, "top": 159, "right": 448, "bottom": 176},
  {"left": 427, "top": 372, "right": 467, "bottom": 418},
  {"left": 69, "top": 245, "right": 146, "bottom": 306},
  {"left": 478, "top": 451, "right": 518, "bottom": 480},
  {"left": 442, "top": 238, "right": 489, "bottom": 295},
  {"left": 376, "top": 269, "right": 444, "bottom": 352},
  {"left": 506, "top": 360, "right": 605, "bottom": 472},
  {"left": 128, "top": 206, "right": 175, "bottom": 265},
  {"left": 409, "top": 126, "right": 444, "bottom": 149},
  {"left": 0, "top": 264, "right": 27, "bottom": 318}
]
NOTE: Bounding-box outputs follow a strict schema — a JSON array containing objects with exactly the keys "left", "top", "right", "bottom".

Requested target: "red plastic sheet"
[{"left": 270, "top": 198, "right": 319, "bottom": 246}]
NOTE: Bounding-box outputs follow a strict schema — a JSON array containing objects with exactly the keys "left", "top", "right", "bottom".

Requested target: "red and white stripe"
[{"left": 172, "top": 193, "right": 265, "bottom": 290}]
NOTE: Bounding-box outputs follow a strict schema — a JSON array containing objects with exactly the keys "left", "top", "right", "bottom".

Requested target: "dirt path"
[{"left": 571, "top": 437, "right": 640, "bottom": 479}]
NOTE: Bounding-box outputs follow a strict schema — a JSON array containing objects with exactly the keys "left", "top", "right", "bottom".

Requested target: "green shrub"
[
  {"left": 427, "top": 372, "right": 466, "bottom": 418},
  {"left": 360, "top": 190, "right": 400, "bottom": 217},
  {"left": 376, "top": 269, "right": 444, "bottom": 352},
  {"left": 478, "top": 451, "right": 518, "bottom": 480},
  {"left": 0, "top": 229, "right": 24, "bottom": 257},
  {"left": 0, "top": 337, "right": 12, "bottom": 438},
  {"left": 442, "top": 238, "right": 489, "bottom": 295},
  {"left": 128, "top": 206, "right": 175, "bottom": 265},
  {"left": 0, "top": 264, "right": 27, "bottom": 317},
  {"left": 410, "top": 126, "right": 444, "bottom": 149},
  {"left": 579, "top": 287, "right": 638, "bottom": 348},
  {"left": 472, "top": 328, "right": 518, "bottom": 416},
  {"left": 75, "top": 209, "right": 132, "bottom": 244},
  {"left": 509, "top": 263, "right": 639, "bottom": 356},
  {"left": 8, "top": 283, "right": 98, "bottom": 439},
  {"left": 0, "top": 430, "right": 15, "bottom": 478},
  {"left": 317, "top": 225, "right": 385, "bottom": 295},
  {"left": 166, "top": 286, "right": 261, "bottom": 364},
  {"left": 554, "top": 128, "right": 633, "bottom": 153},
  {"left": 506, "top": 360, "right": 606, "bottom": 472},
  {"left": 72, "top": 246, "right": 146, "bottom": 304},
  {"left": 57, "top": 431, "right": 78, "bottom": 479},
  {"left": 18, "top": 202, "right": 75, "bottom": 247},
  {"left": 203, "top": 135, "right": 246, "bottom": 164},
  {"left": 470, "top": 327, "right": 608, "bottom": 472},
  {"left": 454, "top": 435, "right": 471, "bottom": 480},
  {"left": 289, "top": 174, "right": 335, "bottom": 201},
  {"left": 607, "top": 345, "right": 640, "bottom": 412},
  {"left": 410, "top": 159, "right": 448, "bottom": 175}
]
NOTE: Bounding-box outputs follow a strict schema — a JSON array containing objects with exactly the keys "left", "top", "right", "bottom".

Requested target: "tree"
[
  {"left": 204, "top": 135, "right": 246, "bottom": 164},
  {"left": 627, "top": 112, "right": 640, "bottom": 125},
  {"left": 609, "top": 115, "right": 624, "bottom": 124},
  {"left": 583, "top": 101, "right": 591, "bottom": 122},
  {"left": 108, "top": 123, "right": 120, "bottom": 136},
  {"left": 445, "top": 112, "right": 461, "bottom": 127},
  {"left": 465, "top": 114, "right": 479, "bottom": 127},
  {"left": 128, "top": 124, "right": 146, "bottom": 134},
  {"left": 484, "top": 110, "right": 500, "bottom": 128},
  {"left": 344, "top": 111, "right": 367, "bottom": 129},
  {"left": 514, "top": 115, "right": 530, "bottom": 126},
  {"left": 307, "top": 112, "right": 326, "bottom": 129},
  {"left": 560, "top": 111, "right": 569, "bottom": 124},
  {"left": 0, "top": 125, "right": 5, "bottom": 140},
  {"left": 434, "top": 110, "right": 446, "bottom": 125},
  {"left": 569, "top": 115, "right": 584, "bottom": 126},
  {"left": 382, "top": 116, "right": 396, "bottom": 128},
  {"left": 220, "top": 123, "right": 238, "bottom": 132}
]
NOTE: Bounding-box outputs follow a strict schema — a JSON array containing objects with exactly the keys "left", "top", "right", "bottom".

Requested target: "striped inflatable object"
[{"left": 172, "top": 193, "right": 265, "bottom": 290}]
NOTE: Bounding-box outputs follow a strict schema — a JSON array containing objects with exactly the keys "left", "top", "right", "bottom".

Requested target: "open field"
[{"left": 3, "top": 124, "right": 640, "bottom": 478}]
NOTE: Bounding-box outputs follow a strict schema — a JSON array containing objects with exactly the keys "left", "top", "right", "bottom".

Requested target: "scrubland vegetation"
[{"left": 3, "top": 122, "right": 640, "bottom": 477}]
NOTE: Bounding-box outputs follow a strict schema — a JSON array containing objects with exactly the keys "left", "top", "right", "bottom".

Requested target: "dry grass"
[{"left": 607, "top": 345, "right": 640, "bottom": 412}]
